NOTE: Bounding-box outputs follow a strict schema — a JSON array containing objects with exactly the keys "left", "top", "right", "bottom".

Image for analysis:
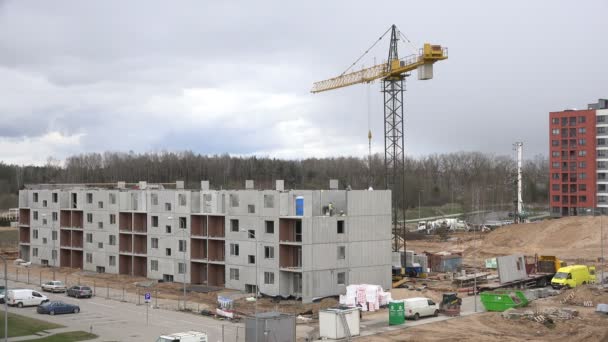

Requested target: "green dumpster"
[
  {"left": 389, "top": 300, "right": 405, "bottom": 325},
  {"left": 480, "top": 290, "right": 529, "bottom": 312}
]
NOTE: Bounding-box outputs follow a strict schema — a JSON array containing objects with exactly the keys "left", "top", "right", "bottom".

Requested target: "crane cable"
[
  {"left": 340, "top": 26, "right": 392, "bottom": 76},
  {"left": 399, "top": 31, "right": 420, "bottom": 56}
]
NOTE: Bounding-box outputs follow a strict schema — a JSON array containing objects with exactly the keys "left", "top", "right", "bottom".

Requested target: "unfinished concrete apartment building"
[{"left": 18, "top": 180, "right": 391, "bottom": 302}]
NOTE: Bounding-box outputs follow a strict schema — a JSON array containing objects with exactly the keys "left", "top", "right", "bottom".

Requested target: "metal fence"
[{"left": 6, "top": 266, "right": 219, "bottom": 313}]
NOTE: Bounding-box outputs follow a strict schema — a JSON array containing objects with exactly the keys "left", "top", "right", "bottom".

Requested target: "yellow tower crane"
[{"left": 311, "top": 24, "right": 447, "bottom": 252}]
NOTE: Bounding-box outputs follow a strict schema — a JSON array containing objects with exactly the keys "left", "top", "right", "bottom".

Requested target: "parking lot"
[{"left": 5, "top": 279, "right": 244, "bottom": 341}]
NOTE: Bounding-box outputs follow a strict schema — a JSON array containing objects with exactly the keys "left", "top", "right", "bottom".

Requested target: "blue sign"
[{"left": 145, "top": 292, "right": 151, "bottom": 302}]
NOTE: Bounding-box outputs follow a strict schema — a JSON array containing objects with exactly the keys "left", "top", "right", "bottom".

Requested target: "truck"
[
  {"left": 478, "top": 255, "right": 564, "bottom": 292},
  {"left": 550, "top": 265, "right": 596, "bottom": 289},
  {"left": 156, "top": 331, "right": 208, "bottom": 342}
]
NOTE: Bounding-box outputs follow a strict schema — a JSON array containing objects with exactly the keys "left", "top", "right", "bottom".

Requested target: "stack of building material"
[
  {"left": 401, "top": 250, "right": 429, "bottom": 273},
  {"left": 402, "top": 250, "right": 415, "bottom": 267},
  {"left": 339, "top": 284, "right": 392, "bottom": 312},
  {"left": 413, "top": 254, "right": 429, "bottom": 272},
  {"left": 496, "top": 254, "right": 527, "bottom": 284},
  {"left": 426, "top": 251, "right": 463, "bottom": 273}
]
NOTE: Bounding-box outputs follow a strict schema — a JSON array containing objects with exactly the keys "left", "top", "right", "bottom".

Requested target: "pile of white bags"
[{"left": 339, "top": 284, "right": 392, "bottom": 312}]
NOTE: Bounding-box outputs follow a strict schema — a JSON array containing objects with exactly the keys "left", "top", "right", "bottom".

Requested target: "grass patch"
[
  {"left": 403, "top": 203, "right": 469, "bottom": 220},
  {"left": 27, "top": 331, "right": 98, "bottom": 341},
  {"left": 0, "top": 311, "right": 63, "bottom": 338},
  {"left": 0, "top": 229, "right": 18, "bottom": 242}
]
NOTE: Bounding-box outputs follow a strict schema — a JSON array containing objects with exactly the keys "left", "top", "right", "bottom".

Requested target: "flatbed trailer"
[{"left": 478, "top": 272, "right": 554, "bottom": 292}]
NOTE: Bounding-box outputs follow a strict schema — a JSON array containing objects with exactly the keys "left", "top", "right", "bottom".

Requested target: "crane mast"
[
  {"left": 311, "top": 24, "right": 447, "bottom": 252},
  {"left": 383, "top": 25, "right": 406, "bottom": 252}
]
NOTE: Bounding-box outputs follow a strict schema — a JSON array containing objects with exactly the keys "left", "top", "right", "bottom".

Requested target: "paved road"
[{"left": 4, "top": 279, "right": 244, "bottom": 342}]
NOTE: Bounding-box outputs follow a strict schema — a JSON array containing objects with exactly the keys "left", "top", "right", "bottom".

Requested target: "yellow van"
[{"left": 551, "top": 265, "right": 596, "bottom": 289}]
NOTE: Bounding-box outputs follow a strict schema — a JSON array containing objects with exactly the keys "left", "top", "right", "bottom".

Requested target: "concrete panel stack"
[
  {"left": 402, "top": 250, "right": 415, "bottom": 267},
  {"left": 413, "top": 254, "right": 428, "bottom": 271},
  {"left": 496, "top": 254, "right": 527, "bottom": 284}
]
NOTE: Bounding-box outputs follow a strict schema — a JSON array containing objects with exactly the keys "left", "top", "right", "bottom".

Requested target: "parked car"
[
  {"left": 37, "top": 301, "right": 80, "bottom": 315},
  {"left": 67, "top": 285, "right": 93, "bottom": 298},
  {"left": 41, "top": 281, "right": 67, "bottom": 293},
  {"left": 403, "top": 297, "right": 439, "bottom": 320},
  {"left": 0, "top": 285, "right": 5, "bottom": 304},
  {"left": 6, "top": 289, "right": 49, "bottom": 307}
]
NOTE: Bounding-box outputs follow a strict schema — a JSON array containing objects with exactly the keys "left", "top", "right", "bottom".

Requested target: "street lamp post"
[
  {"left": 2, "top": 255, "right": 8, "bottom": 342},
  {"left": 418, "top": 190, "right": 423, "bottom": 221},
  {"left": 601, "top": 211, "right": 605, "bottom": 285},
  {"left": 168, "top": 216, "right": 187, "bottom": 310},
  {"left": 182, "top": 228, "right": 187, "bottom": 309},
  {"left": 42, "top": 213, "right": 56, "bottom": 280},
  {"left": 241, "top": 229, "right": 258, "bottom": 341}
]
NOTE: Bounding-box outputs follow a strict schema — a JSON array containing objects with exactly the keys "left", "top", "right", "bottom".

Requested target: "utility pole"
[
  {"left": 182, "top": 228, "right": 187, "bottom": 310},
  {"left": 418, "top": 190, "right": 423, "bottom": 221},
  {"left": 242, "top": 229, "right": 259, "bottom": 341},
  {"left": 514, "top": 142, "right": 524, "bottom": 222},
  {"left": 602, "top": 212, "right": 605, "bottom": 285},
  {"left": 2, "top": 255, "right": 8, "bottom": 342}
]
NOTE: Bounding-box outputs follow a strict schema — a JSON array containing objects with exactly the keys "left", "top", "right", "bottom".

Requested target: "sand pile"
[
  {"left": 550, "top": 285, "right": 608, "bottom": 307},
  {"left": 481, "top": 217, "right": 605, "bottom": 260}
]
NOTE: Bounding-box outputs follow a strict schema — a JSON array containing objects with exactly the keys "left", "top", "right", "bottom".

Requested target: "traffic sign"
[{"left": 145, "top": 292, "right": 151, "bottom": 303}]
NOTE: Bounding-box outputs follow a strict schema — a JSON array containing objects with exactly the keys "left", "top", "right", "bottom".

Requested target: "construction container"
[
  {"left": 426, "top": 252, "right": 462, "bottom": 273},
  {"left": 480, "top": 290, "right": 529, "bottom": 312},
  {"left": 319, "top": 308, "right": 360, "bottom": 339},
  {"left": 245, "top": 312, "right": 295, "bottom": 342},
  {"left": 388, "top": 301, "right": 405, "bottom": 325}
]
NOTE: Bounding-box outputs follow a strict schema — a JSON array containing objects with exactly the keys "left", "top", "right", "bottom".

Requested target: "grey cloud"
[{"left": 0, "top": 0, "right": 607, "bottom": 164}]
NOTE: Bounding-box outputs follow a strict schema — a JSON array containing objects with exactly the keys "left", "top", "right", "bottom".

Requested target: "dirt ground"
[
  {"left": 365, "top": 284, "right": 608, "bottom": 342},
  {"left": 406, "top": 216, "right": 608, "bottom": 267},
  {"left": 364, "top": 306, "right": 608, "bottom": 341},
  {"left": 4, "top": 217, "right": 608, "bottom": 341},
  {"left": 368, "top": 216, "right": 608, "bottom": 342}
]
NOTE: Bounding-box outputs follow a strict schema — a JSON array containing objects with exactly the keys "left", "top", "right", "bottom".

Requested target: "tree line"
[{"left": 0, "top": 151, "right": 548, "bottom": 211}]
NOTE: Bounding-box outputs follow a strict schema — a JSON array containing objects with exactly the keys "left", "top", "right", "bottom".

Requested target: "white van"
[
  {"left": 7, "top": 289, "right": 49, "bottom": 308},
  {"left": 403, "top": 297, "right": 439, "bottom": 320}
]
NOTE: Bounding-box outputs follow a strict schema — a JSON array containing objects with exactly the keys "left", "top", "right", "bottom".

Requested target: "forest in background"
[{"left": 0, "top": 151, "right": 548, "bottom": 212}]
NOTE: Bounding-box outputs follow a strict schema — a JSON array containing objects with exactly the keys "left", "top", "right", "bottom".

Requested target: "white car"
[
  {"left": 157, "top": 331, "right": 208, "bottom": 342},
  {"left": 403, "top": 297, "right": 439, "bottom": 320},
  {"left": 7, "top": 289, "right": 49, "bottom": 307},
  {"left": 41, "top": 281, "right": 67, "bottom": 293}
]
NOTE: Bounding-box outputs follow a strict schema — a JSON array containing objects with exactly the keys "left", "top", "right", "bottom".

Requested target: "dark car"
[
  {"left": 67, "top": 285, "right": 93, "bottom": 298},
  {"left": 0, "top": 285, "right": 5, "bottom": 304},
  {"left": 37, "top": 301, "right": 80, "bottom": 315}
]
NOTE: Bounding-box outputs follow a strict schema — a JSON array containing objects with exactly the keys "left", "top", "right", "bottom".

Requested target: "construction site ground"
[
  {"left": 3, "top": 216, "right": 608, "bottom": 341},
  {"left": 364, "top": 300, "right": 608, "bottom": 341}
]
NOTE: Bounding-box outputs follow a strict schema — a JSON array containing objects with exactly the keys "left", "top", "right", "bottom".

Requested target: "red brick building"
[{"left": 549, "top": 99, "right": 608, "bottom": 216}]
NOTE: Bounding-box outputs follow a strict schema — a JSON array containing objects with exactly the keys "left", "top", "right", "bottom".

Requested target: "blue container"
[{"left": 295, "top": 196, "right": 304, "bottom": 216}]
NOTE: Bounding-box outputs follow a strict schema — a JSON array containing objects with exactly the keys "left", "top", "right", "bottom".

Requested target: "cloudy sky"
[{"left": 0, "top": 0, "right": 606, "bottom": 165}]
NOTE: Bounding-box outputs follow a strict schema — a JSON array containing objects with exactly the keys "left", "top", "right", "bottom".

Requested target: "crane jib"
[{"left": 311, "top": 46, "right": 447, "bottom": 93}]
